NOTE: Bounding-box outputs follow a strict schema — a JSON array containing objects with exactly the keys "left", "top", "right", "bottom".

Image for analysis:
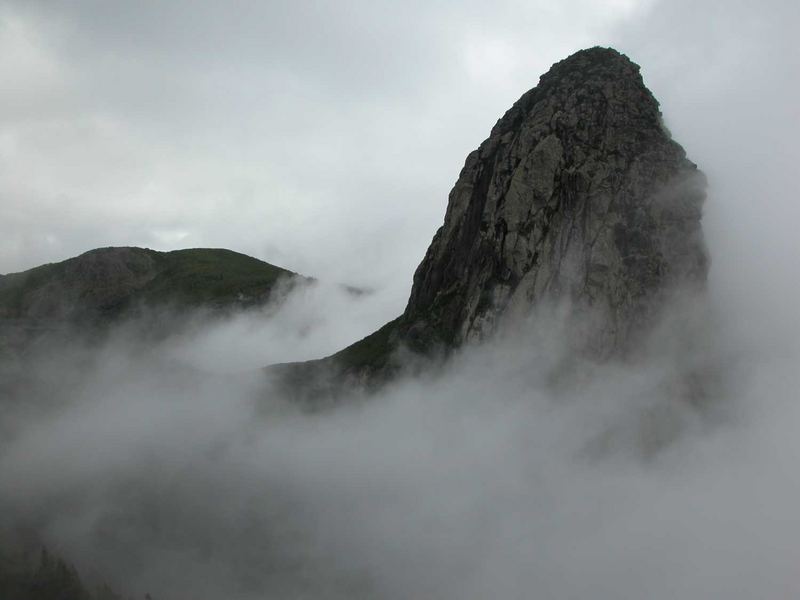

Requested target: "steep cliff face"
[
  {"left": 401, "top": 47, "right": 707, "bottom": 357},
  {"left": 268, "top": 47, "right": 710, "bottom": 400}
]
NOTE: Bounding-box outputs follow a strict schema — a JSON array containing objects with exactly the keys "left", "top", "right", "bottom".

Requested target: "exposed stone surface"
[
  {"left": 402, "top": 47, "right": 707, "bottom": 357},
  {"left": 269, "top": 47, "right": 709, "bottom": 399}
]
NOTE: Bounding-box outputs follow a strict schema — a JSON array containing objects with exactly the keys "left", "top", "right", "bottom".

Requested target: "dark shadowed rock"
[
  {"left": 402, "top": 47, "right": 707, "bottom": 356},
  {"left": 269, "top": 47, "right": 708, "bottom": 400}
]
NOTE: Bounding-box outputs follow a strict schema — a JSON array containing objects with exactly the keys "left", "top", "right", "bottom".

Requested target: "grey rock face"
[
  {"left": 268, "top": 47, "right": 710, "bottom": 401},
  {"left": 402, "top": 47, "right": 708, "bottom": 358}
]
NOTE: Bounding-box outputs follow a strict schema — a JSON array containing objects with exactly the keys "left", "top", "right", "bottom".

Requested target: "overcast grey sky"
[{"left": 1, "top": 0, "right": 798, "bottom": 319}]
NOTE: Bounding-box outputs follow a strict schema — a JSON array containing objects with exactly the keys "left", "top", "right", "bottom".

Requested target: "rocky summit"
[
  {"left": 402, "top": 46, "right": 707, "bottom": 356},
  {"left": 273, "top": 47, "right": 709, "bottom": 395}
]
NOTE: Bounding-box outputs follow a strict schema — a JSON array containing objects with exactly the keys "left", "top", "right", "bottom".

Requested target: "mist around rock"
[
  {"left": 2, "top": 2, "right": 800, "bottom": 597},
  {"left": 1, "top": 219, "right": 798, "bottom": 599}
]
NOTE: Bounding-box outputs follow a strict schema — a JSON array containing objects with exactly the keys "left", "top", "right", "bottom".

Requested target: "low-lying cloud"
[{"left": 1, "top": 269, "right": 798, "bottom": 599}]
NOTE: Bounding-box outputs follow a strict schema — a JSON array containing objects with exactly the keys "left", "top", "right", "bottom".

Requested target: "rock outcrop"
[
  {"left": 403, "top": 47, "right": 707, "bottom": 356},
  {"left": 270, "top": 47, "right": 709, "bottom": 398}
]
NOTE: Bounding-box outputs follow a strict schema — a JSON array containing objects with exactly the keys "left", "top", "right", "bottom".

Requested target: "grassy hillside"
[
  {"left": 0, "top": 247, "right": 301, "bottom": 324},
  {"left": 136, "top": 248, "right": 296, "bottom": 307}
]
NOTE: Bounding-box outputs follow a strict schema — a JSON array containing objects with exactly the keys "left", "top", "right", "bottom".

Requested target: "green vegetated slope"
[
  {"left": 138, "top": 248, "right": 296, "bottom": 307},
  {"left": 0, "top": 247, "right": 301, "bottom": 325},
  {"left": 267, "top": 316, "right": 404, "bottom": 404},
  {"left": 331, "top": 317, "right": 402, "bottom": 372}
]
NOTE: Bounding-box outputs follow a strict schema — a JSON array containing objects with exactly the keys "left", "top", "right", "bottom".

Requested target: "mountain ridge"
[
  {"left": 0, "top": 246, "right": 301, "bottom": 322},
  {"left": 0, "top": 246, "right": 307, "bottom": 367},
  {"left": 268, "top": 46, "right": 709, "bottom": 400}
]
